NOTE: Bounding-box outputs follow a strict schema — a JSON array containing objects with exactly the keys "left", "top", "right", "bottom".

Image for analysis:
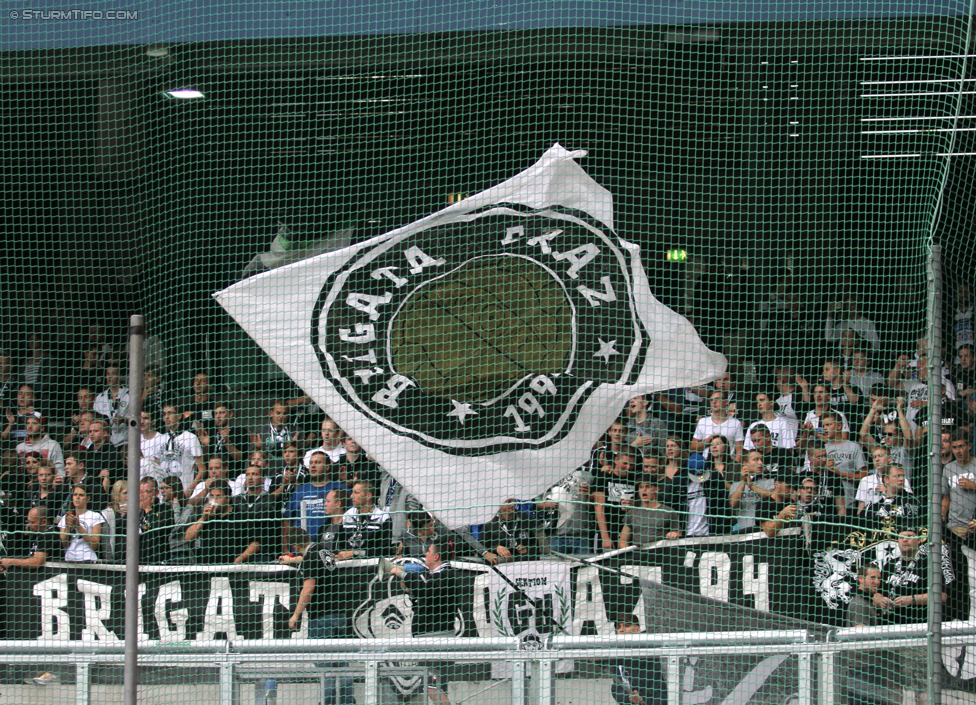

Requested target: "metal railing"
[{"left": 1, "top": 627, "right": 970, "bottom": 705}]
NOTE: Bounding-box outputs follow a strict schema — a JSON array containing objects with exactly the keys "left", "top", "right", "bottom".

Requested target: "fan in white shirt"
[
  {"left": 744, "top": 393, "right": 797, "bottom": 450},
  {"left": 691, "top": 390, "right": 744, "bottom": 462},
  {"left": 93, "top": 365, "right": 130, "bottom": 447}
]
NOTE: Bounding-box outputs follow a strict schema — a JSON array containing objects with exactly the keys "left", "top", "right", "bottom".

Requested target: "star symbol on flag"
[
  {"left": 447, "top": 400, "right": 477, "bottom": 425},
  {"left": 594, "top": 339, "right": 619, "bottom": 363}
]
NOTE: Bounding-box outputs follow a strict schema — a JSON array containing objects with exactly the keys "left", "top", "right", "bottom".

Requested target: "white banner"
[
  {"left": 215, "top": 144, "right": 725, "bottom": 527},
  {"left": 477, "top": 560, "right": 573, "bottom": 677}
]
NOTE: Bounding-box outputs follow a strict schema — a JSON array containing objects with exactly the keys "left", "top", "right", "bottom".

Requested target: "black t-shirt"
[
  {"left": 197, "top": 510, "right": 249, "bottom": 565},
  {"left": 882, "top": 543, "right": 954, "bottom": 624},
  {"left": 269, "top": 467, "right": 309, "bottom": 509},
  {"left": 405, "top": 564, "right": 461, "bottom": 635},
  {"left": 55, "top": 476, "right": 109, "bottom": 519},
  {"left": 184, "top": 397, "right": 218, "bottom": 435},
  {"left": 5, "top": 528, "right": 61, "bottom": 562},
  {"left": 232, "top": 492, "right": 279, "bottom": 553},
  {"left": 210, "top": 425, "right": 251, "bottom": 473},
  {"left": 481, "top": 515, "right": 538, "bottom": 558},
  {"left": 0, "top": 378, "right": 16, "bottom": 417},
  {"left": 25, "top": 487, "right": 67, "bottom": 519},
  {"left": 952, "top": 365, "right": 976, "bottom": 395},
  {"left": 140, "top": 502, "right": 176, "bottom": 564},
  {"left": 341, "top": 508, "right": 393, "bottom": 559},
  {"left": 84, "top": 443, "right": 125, "bottom": 493},
  {"left": 0, "top": 472, "right": 33, "bottom": 532},
  {"left": 655, "top": 471, "right": 688, "bottom": 520},
  {"left": 298, "top": 542, "right": 343, "bottom": 620},
  {"left": 861, "top": 491, "right": 923, "bottom": 535},
  {"left": 611, "top": 656, "right": 665, "bottom": 705},
  {"left": 758, "top": 447, "right": 800, "bottom": 477},
  {"left": 300, "top": 520, "right": 363, "bottom": 616},
  {"left": 590, "top": 469, "right": 638, "bottom": 538},
  {"left": 756, "top": 497, "right": 791, "bottom": 526},
  {"left": 796, "top": 470, "right": 846, "bottom": 522},
  {"left": 824, "top": 381, "right": 855, "bottom": 421}
]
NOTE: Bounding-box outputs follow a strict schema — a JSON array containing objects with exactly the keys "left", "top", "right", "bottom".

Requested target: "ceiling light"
[{"left": 164, "top": 87, "right": 205, "bottom": 100}]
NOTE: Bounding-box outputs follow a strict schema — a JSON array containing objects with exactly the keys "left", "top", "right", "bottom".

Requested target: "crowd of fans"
[{"left": 0, "top": 282, "right": 974, "bottom": 636}]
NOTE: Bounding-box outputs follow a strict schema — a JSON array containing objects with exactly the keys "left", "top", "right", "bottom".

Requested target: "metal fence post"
[
  {"left": 512, "top": 658, "right": 527, "bottom": 705},
  {"left": 219, "top": 662, "right": 235, "bottom": 705},
  {"left": 927, "top": 241, "right": 944, "bottom": 705},
  {"left": 536, "top": 657, "right": 555, "bottom": 705},
  {"left": 124, "top": 313, "right": 145, "bottom": 705},
  {"left": 364, "top": 659, "right": 379, "bottom": 705},
  {"left": 797, "top": 653, "right": 812, "bottom": 705},
  {"left": 76, "top": 661, "right": 91, "bottom": 705},
  {"left": 667, "top": 655, "right": 681, "bottom": 705},
  {"left": 818, "top": 652, "right": 834, "bottom": 705}
]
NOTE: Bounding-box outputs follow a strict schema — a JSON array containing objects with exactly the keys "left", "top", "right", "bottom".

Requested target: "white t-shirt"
[
  {"left": 686, "top": 480, "right": 708, "bottom": 537},
  {"left": 693, "top": 416, "right": 744, "bottom": 458},
  {"left": 856, "top": 472, "right": 913, "bottom": 507},
  {"left": 93, "top": 387, "right": 131, "bottom": 447},
  {"left": 158, "top": 430, "right": 203, "bottom": 491},
  {"left": 16, "top": 434, "right": 65, "bottom": 475},
  {"left": 803, "top": 409, "right": 850, "bottom": 435},
  {"left": 58, "top": 510, "right": 106, "bottom": 562},
  {"left": 774, "top": 392, "right": 799, "bottom": 423},
  {"left": 141, "top": 432, "right": 168, "bottom": 466},
  {"left": 744, "top": 415, "right": 798, "bottom": 450}
]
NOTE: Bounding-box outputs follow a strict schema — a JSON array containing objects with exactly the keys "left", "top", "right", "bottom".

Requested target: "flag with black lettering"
[{"left": 215, "top": 144, "right": 726, "bottom": 527}]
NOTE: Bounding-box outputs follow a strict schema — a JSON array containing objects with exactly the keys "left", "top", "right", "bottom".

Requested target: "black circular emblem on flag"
[{"left": 312, "top": 208, "right": 648, "bottom": 454}]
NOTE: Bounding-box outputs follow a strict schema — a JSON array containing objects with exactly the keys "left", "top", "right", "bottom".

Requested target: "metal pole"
[
  {"left": 124, "top": 314, "right": 146, "bottom": 705},
  {"left": 926, "top": 243, "right": 943, "bottom": 705}
]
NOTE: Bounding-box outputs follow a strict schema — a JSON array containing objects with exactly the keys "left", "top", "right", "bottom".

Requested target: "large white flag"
[{"left": 215, "top": 144, "right": 725, "bottom": 527}]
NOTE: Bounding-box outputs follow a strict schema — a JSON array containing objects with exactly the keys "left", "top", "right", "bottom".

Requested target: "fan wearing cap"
[
  {"left": 15, "top": 412, "right": 64, "bottom": 476},
  {"left": 607, "top": 612, "right": 665, "bottom": 705}
]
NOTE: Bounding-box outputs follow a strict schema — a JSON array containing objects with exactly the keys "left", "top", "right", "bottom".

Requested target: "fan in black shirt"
[
  {"left": 878, "top": 528, "right": 953, "bottom": 625},
  {"left": 0, "top": 505, "right": 61, "bottom": 570},
  {"left": 286, "top": 486, "right": 356, "bottom": 705},
  {"left": 333, "top": 437, "right": 382, "bottom": 488},
  {"left": 382, "top": 539, "right": 462, "bottom": 705},
  {"left": 480, "top": 499, "right": 539, "bottom": 564},
  {"left": 183, "top": 479, "right": 254, "bottom": 565}
]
